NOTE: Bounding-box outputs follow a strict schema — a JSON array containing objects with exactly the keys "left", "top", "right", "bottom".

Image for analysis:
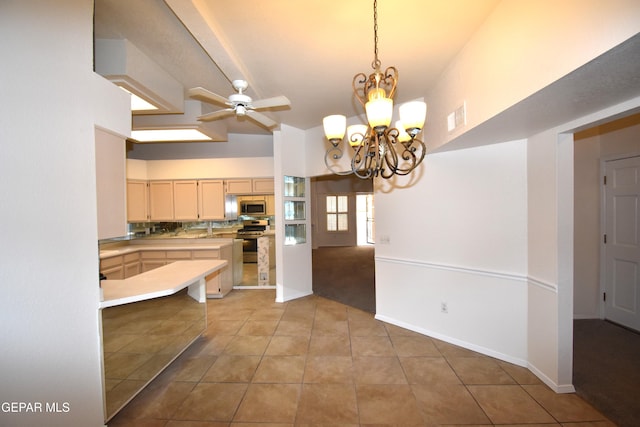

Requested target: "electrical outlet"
[
  {"left": 440, "top": 302, "right": 448, "bottom": 314},
  {"left": 379, "top": 235, "right": 391, "bottom": 244},
  {"left": 259, "top": 272, "right": 267, "bottom": 281}
]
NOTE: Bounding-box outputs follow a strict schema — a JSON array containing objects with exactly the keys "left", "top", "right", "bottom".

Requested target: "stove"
[{"left": 237, "top": 220, "right": 268, "bottom": 263}]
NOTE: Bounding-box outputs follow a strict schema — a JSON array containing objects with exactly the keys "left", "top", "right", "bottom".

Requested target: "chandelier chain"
[{"left": 372, "top": 0, "right": 381, "bottom": 70}]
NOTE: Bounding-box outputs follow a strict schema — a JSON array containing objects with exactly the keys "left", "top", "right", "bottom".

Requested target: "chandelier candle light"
[{"left": 323, "top": 0, "right": 427, "bottom": 179}]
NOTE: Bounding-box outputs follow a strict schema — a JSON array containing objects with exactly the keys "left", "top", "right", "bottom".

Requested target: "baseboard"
[
  {"left": 528, "top": 362, "right": 576, "bottom": 393},
  {"left": 375, "top": 313, "right": 528, "bottom": 367}
]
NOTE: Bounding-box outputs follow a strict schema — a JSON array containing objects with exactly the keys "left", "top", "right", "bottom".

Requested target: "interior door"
[{"left": 604, "top": 155, "right": 640, "bottom": 331}]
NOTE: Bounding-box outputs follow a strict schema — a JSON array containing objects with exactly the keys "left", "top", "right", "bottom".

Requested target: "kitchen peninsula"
[{"left": 99, "top": 237, "right": 239, "bottom": 297}]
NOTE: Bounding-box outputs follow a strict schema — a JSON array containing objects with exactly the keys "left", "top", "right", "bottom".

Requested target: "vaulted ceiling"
[
  {"left": 94, "top": 0, "right": 500, "bottom": 136},
  {"left": 94, "top": 0, "right": 640, "bottom": 150}
]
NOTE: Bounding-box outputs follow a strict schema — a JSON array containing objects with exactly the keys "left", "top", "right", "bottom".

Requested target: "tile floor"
[{"left": 108, "top": 290, "right": 614, "bottom": 426}]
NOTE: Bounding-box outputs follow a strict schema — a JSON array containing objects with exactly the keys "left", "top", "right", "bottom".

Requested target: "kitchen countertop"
[
  {"left": 99, "top": 239, "right": 235, "bottom": 259},
  {"left": 100, "top": 260, "right": 227, "bottom": 308}
]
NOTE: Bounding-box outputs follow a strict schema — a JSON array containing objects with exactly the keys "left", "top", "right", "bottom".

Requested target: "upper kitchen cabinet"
[
  {"left": 226, "top": 178, "right": 274, "bottom": 195},
  {"left": 173, "top": 180, "right": 199, "bottom": 221},
  {"left": 148, "top": 181, "right": 174, "bottom": 221},
  {"left": 198, "top": 180, "right": 226, "bottom": 220},
  {"left": 225, "top": 179, "right": 252, "bottom": 194},
  {"left": 252, "top": 178, "right": 275, "bottom": 194},
  {"left": 126, "top": 180, "right": 149, "bottom": 222}
]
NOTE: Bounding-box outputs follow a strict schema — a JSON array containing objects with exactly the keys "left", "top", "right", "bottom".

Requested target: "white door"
[{"left": 604, "top": 155, "right": 640, "bottom": 331}]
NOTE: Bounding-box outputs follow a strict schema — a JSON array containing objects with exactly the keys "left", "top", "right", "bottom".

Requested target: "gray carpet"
[
  {"left": 312, "top": 245, "right": 376, "bottom": 313},
  {"left": 574, "top": 319, "right": 640, "bottom": 427}
]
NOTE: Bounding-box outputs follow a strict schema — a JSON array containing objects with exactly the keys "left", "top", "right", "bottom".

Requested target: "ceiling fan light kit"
[
  {"left": 188, "top": 79, "right": 290, "bottom": 130},
  {"left": 323, "top": 0, "right": 427, "bottom": 180}
]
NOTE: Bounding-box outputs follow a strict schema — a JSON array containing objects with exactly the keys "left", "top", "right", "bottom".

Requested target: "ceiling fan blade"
[
  {"left": 247, "top": 111, "right": 278, "bottom": 129},
  {"left": 188, "top": 87, "right": 230, "bottom": 107},
  {"left": 197, "top": 109, "right": 235, "bottom": 122},
  {"left": 251, "top": 95, "right": 291, "bottom": 110}
]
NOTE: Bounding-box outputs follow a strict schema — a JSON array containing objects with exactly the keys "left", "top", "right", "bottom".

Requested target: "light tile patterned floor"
[{"left": 108, "top": 289, "right": 614, "bottom": 426}]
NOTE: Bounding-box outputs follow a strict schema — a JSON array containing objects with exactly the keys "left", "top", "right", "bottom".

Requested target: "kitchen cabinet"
[
  {"left": 226, "top": 178, "right": 274, "bottom": 195},
  {"left": 173, "top": 180, "right": 199, "bottom": 221},
  {"left": 198, "top": 180, "right": 225, "bottom": 220},
  {"left": 252, "top": 178, "right": 274, "bottom": 194},
  {"left": 265, "top": 194, "right": 275, "bottom": 216},
  {"left": 123, "top": 252, "right": 140, "bottom": 278},
  {"left": 126, "top": 180, "right": 149, "bottom": 222},
  {"left": 140, "top": 250, "right": 167, "bottom": 272},
  {"left": 101, "top": 255, "right": 124, "bottom": 280},
  {"left": 149, "top": 181, "right": 174, "bottom": 221},
  {"left": 193, "top": 247, "right": 233, "bottom": 297},
  {"left": 226, "top": 179, "right": 253, "bottom": 194}
]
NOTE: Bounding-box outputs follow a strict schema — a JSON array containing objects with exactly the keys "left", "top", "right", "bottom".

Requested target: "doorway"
[
  {"left": 310, "top": 175, "right": 375, "bottom": 312},
  {"left": 573, "top": 113, "right": 640, "bottom": 425}
]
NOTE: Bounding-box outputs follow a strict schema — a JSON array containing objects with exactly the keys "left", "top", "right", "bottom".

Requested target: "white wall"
[
  {"left": 426, "top": 0, "right": 640, "bottom": 151},
  {"left": 0, "top": 1, "right": 129, "bottom": 425},
  {"left": 375, "top": 140, "right": 529, "bottom": 364},
  {"left": 274, "top": 125, "right": 313, "bottom": 302}
]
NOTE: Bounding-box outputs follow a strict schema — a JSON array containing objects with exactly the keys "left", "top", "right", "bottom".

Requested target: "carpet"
[
  {"left": 312, "top": 245, "right": 376, "bottom": 313},
  {"left": 573, "top": 319, "right": 640, "bottom": 427}
]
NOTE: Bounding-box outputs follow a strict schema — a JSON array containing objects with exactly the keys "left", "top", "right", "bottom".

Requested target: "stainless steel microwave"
[{"left": 240, "top": 200, "right": 267, "bottom": 215}]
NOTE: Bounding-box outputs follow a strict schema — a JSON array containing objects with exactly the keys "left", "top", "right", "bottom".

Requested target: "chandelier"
[{"left": 323, "top": 0, "right": 427, "bottom": 180}]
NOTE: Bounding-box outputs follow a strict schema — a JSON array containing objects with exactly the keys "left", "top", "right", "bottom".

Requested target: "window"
[{"left": 326, "top": 195, "right": 348, "bottom": 232}]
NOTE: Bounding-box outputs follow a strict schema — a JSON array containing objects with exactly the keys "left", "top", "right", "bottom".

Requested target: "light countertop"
[
  {"left": 99, "top": 240, "right": 234, "bottom": 259},
  {"left": 100, "top": 260, "right": 227, "bottom": 308}
]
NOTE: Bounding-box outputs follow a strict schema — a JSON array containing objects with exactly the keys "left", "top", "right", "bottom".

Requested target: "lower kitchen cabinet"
[
  {"left": 193, "top": 248, "right": 233, "bottom": 297},
  {"left": 123, "top": 253, "right": 140, "bottom": 278},
  {"left": 140, "top": 250, "right": 167, "bottom": 272},
  {"left": 100, "top": 245, "right": 234, "bottom": 298},
  {"left": 100, "top": 256, "right": 124, "bottom": 280}
]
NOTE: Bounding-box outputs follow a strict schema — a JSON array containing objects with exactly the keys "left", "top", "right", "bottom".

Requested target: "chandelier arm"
[
  {"left": 381, "top": 137, "right": 400, "bottom": 179},
  {"left": 352, "top": 72, "right": 369, "bottom": 107},
  {"left": 324, "top": 146, "right": 355, "bottom": 176}
]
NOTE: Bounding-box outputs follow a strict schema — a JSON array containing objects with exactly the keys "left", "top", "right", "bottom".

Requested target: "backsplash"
[{"left": 125, "top": 215, "right": 275, "bottom": 238}]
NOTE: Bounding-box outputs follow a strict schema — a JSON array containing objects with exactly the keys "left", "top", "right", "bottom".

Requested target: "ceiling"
[{"left": 94, "top": 0, "right": 500, "bottom": 136}]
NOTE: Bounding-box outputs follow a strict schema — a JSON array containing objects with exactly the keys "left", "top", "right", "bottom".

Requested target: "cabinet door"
[
  {"left": 265, "top": 194, "right": 275, "bottom": 216},
  {"left": 199, "top": 180, "right": 225, "bottom": 220},
  {"left": 140, "top": 250, "right": 166, "bottom": 272},
  {"left": 252, "top": 178, "right": 274, "bottom": 194},
  {"left": 173, "top": 180, "right": 199, "bottom": 221},
  {"left": 226, "top": 179, "right": 253, "bottom": 194},
  {"left": 126, "top": 180, "right": 149, "bottom": 222},
  {"left": 123, "top": 262, "right": 140, "bottom": 278},
  {"left": 149, "top": 181, "right": 174, "bottom": 221}
]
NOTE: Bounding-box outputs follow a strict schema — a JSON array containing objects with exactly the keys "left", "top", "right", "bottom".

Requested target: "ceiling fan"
[{"left": 188, "top": 80, "right": 290, "bottom": 129}]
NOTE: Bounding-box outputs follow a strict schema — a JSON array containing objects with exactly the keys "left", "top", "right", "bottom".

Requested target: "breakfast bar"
[{"left": 99, "top": 259, "right": 227, "bottom": 308}]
